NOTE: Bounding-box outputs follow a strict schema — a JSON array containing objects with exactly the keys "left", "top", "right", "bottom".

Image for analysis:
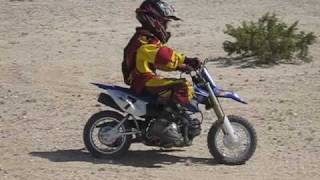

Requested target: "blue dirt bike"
[{"left": 83, "top": 59, "right": 257, "bottom": 165}]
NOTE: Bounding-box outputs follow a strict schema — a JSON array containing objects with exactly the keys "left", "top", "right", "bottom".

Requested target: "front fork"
[{"left": 205, "top": 83, "right": 238, "bottom": 141}]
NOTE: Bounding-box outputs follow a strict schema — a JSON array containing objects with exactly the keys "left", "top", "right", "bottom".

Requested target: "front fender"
[{"left": 214, "top": 88, "right": 247, "bottom": 104}]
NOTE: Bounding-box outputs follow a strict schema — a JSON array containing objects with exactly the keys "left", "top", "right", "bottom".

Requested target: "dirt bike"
[{"left": 83, "top": 59, "right": 257, "bottom": 165}]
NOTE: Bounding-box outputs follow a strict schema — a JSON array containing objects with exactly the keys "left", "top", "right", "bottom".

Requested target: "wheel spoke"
[
  {"left": 214, "top": 122, "right": 252, "bottom": 160},
  {"left": 89, "top": 117, "right": 126, "bottom": 155}
]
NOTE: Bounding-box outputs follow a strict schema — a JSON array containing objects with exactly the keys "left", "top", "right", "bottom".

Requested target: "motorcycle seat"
[
  {"left": 92, "top": 83, "right": 156, "bottom": 103},
  {"left": 113, "top": 85, "right": 156, "bottom": 102}
]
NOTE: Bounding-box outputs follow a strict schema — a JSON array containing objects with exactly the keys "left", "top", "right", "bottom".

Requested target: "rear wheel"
[
  {"left": 83, "top": 111, "right": 131, "bottom": 158},
  {"left": 207, "top": 115, "right": 257, "bottom": 165}
]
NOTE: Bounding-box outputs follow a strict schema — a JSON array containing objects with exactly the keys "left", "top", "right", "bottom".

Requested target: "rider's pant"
[{"left": 144, "top": 77, "right": 194, "bottom": 105}]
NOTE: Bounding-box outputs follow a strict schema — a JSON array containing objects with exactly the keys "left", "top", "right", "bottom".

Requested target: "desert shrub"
[{"left": 223, "top": 13, "right": 317, "bottom": 64}]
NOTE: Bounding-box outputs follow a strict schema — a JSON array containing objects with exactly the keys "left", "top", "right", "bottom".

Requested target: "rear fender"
[
  {"left": 97, "top": 93, "right": 124, "bottom": 112},
  {"left": 92, "top": 83, "right": 148, "bottom": 117}
]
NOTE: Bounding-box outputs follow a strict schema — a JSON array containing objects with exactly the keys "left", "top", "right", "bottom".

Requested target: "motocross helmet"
[{"left": 136, "top": 0, "right": 181, "bottom": 43}]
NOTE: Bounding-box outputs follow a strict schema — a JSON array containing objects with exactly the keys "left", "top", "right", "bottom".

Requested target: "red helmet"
[{"left": 136, "top": 0, "right": 181, "bottom": 43}]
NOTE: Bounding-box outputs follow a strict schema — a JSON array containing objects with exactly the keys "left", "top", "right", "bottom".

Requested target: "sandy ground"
[{"left": 1, "top": 0, "right": 320, "bottom": 179}]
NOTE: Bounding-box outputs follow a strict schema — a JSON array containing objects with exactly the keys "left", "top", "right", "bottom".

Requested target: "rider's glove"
[
  {"left": 177, "top": 64, "right": 193, "bottom": 73},
  {"left": 184, "top": 57, "right": 202, "bottom": 70}
]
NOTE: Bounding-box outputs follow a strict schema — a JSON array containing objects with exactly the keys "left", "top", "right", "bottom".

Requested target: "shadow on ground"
[{"left": 30, "top": 148, "right": 218, "bottom": 168}]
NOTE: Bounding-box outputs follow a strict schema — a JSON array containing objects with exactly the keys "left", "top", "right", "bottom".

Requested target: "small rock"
[
  {"left": 267, "top": 126, "right": 272, "bottom": 131},
  {"left": 276, "top": 117, "right": 285, "bottom": 122},
  {"left": 288, "top": 127, "right": 296, "bottom": 131},
  {"left": 244, "top": 79, "right": 249, "bottom": 82},
  {"left": 287, "top": 110, "right": 297, "bottom": 117},
  {"left": 0, "top": 101, "right": 4, "bottom": 105},
  {"left": 21, "top": 32, "right": 28, "bottom": 36},
  {"left": 259, "top": 78, "right": 266, "bottom": 82},
  {"left": 185, "top": 159, "right": 192, "bottom": 166},
  {"left": 95, "top": 104, "right": 101, "bottom": 107},
  {"left": 8, "top": 41, "right": 19, "bottom": 45},
  {"left": 305, "top": 137, "right": 314, "bottom": 142},
  {"left": 98, "top": 168, "right": 106, "bottom": 171},
  {"left": 25, "top": 99, "right": 36, "bottom": 103}
]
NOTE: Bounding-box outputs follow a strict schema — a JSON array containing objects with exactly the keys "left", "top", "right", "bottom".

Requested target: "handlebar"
[{"left": 181, "top": 58, "right": 210, "bottom": 75}]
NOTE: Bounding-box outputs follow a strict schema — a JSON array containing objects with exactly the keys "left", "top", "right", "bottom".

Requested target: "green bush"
[{"left": 223, "top": 13, "right": 317, "bottom": 64}]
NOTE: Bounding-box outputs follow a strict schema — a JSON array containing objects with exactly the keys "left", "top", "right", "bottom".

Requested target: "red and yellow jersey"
[{"left": 122, "top": 28, "right": 186, "bottom": 94}]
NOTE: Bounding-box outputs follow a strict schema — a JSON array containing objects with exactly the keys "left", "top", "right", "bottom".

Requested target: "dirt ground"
[{"left": 1, "top": 0, "right": 320, "bottom": 179}]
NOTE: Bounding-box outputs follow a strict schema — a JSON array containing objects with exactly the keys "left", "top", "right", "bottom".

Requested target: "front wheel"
[
  {"left": 83, "top": 111, "right": 131, "bottom": 158},
  {"left": 207, "top": 115, "right": 257, "bottom": 165}
]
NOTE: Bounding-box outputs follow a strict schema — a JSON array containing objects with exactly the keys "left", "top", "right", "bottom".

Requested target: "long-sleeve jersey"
[{"left": 122, "top": 28, "right": 186, "bottom": 94}]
